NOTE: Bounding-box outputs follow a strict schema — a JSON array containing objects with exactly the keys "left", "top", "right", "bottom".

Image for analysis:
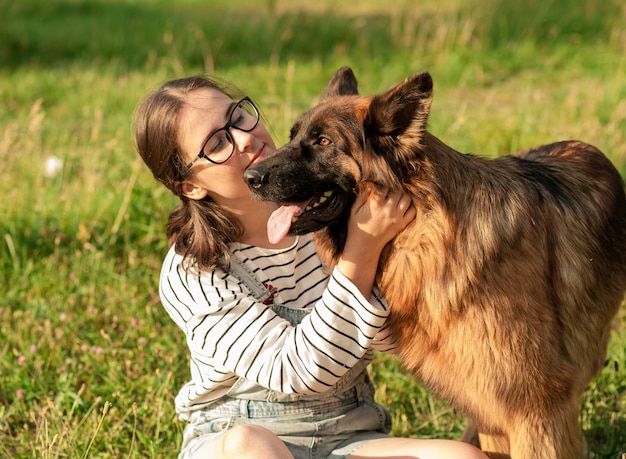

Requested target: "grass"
[{"left": 0, "top": 0, "right": 625, "bottom": 457}]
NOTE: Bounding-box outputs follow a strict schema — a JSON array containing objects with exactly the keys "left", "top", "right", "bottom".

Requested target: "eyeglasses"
[{"left": 183, "top": 97, "right": 260, "bottom": 173}]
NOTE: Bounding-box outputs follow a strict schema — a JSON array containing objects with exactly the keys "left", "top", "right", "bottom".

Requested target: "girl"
[{"left": 134, "top": 75, "right": 486, "bottom": 459}]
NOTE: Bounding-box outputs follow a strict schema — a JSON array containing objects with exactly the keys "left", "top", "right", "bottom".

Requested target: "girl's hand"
[
  {"left": 346, "top": 184, "right": 415, "bottom": 253},
  {"left": 337, "top": 184, "right": 415, "bottom": 296}
]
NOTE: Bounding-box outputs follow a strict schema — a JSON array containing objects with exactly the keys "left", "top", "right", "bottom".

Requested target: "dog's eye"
[{"left": 317, "top": 137, "right": 332, "bottom": 146}]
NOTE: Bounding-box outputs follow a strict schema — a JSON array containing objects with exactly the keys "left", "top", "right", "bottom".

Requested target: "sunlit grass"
[{"left": 1, "top": 0, "right": 625, "bottom": 457}]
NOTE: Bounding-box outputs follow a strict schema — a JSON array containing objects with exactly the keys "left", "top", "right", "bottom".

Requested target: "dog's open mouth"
[{"left": 267, "top": 190, "right": 345, "bottom": 243}]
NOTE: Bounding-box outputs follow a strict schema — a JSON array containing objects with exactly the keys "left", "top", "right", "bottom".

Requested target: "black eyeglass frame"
[{"left": 183, "top": 97, "right": 260, "bottom": 173}]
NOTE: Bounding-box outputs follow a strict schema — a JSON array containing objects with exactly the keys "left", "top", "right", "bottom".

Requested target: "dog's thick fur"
[{"left": 244, "top": 67, "right": 626, "bottom": 459}]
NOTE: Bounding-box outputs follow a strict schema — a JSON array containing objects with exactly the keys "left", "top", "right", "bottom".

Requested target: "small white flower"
[{"left": 44, "top": 156, "right": 63, "bottom": 177}]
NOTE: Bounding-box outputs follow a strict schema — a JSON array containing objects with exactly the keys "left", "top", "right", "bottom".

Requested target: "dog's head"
[{"left": 244, "top": 66, "right": 433, "bottom": 254}]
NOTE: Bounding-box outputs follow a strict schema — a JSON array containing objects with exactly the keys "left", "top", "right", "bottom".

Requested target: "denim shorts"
[
  {"left": 178, "top": 368, "right": 392, "bottom": 459},
  {"left": 178, "top": 298, "right": 392, "bottom": 459}
]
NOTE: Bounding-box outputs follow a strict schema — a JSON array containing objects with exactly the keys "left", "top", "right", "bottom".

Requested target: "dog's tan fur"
[{"left": 245, "top": 67, "right": 626, "bottom": 458}]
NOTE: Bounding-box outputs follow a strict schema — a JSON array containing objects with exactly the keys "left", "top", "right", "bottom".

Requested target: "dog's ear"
[
  {"left": 366, "top": 71, "right": 433, "bottom": 138},
  {"left": 321, "top": 66, "right": 359, "bottom": 99}
]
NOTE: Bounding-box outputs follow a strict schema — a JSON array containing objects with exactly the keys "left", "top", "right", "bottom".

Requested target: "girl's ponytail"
[{"left": 166, "top": 197, "right": 242, "bottom": 271}]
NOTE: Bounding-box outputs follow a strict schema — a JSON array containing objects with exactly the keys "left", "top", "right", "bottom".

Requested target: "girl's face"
[{"left": 177, "top": 88, "right": 276, "bottom": 209}]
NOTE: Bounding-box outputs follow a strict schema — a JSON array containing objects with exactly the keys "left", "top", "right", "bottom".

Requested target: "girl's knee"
[
  {"left": 222, "top": 425, "right": 293, "bottom": 458},
  {"left": 459, "top": 442, "right": 489, "bottom": 459}
]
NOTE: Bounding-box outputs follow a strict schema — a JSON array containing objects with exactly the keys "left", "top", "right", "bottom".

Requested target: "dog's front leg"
[
  {"left": 459, "top": 417, "right": 510, "bottom": 458},
  {"left": 478, "top": 432, "right": 510, "bottom": 459},
  {"left": 460, "top": 418, "right": 480, "bottom": 446}
]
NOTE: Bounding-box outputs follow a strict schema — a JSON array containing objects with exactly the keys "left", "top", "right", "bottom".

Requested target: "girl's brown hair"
[{"left": 133, "top": 75, "right": 245, "bottom": 270}]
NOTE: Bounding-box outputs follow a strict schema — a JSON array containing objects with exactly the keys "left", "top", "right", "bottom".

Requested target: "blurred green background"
[{"left": 1, "top": 0, "right": 624, "bottom": 457}]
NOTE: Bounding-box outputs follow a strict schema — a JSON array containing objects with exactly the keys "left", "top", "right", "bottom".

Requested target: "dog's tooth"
[
  {"left": 312, "top": 202, "right": 320, "bottom": 208},
  {"left": 305, "top": 206, "right": 312, "bottom": 211},
  {"left": 323, "top": 191, "right": 333, "bottom": 197},
  {"left": 291, "top": 216, "right": 299, "bottom": 223},
  {"left": 319, "top": 196, "right": 327, "bottom": 204}
]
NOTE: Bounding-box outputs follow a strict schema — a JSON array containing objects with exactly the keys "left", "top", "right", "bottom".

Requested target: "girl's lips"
[{"left": 248, "top": 146, "right": 267, "bottom": 168}]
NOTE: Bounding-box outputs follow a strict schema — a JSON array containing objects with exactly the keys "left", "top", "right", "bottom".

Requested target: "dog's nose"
[{"left": 243, "top": 168, "right": 267, "bottom": 189}]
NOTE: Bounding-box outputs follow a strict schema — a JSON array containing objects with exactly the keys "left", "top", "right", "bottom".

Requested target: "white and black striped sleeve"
[{"left": 162, "top": 251, "right": 388, "bottom": 395}]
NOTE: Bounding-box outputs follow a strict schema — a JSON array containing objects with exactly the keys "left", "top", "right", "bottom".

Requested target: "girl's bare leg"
[
  {"left": 349, "top": 437, "right": 488, "bottom": 459},
  {"left": 191, "top": 424, "right": 294, "bottom": 459}
]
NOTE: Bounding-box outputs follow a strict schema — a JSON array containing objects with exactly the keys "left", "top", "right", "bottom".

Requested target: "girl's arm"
[
  {"left": 161, "top": 252, "right": 388, "bottom": 395},
  {"left": 161, "top": 188, "right": 414, "bottom": 395}
]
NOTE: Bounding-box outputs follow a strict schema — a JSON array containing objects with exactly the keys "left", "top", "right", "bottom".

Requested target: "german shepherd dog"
[{"left": 243, "top": 67, "right": 626, "bottom": 459}]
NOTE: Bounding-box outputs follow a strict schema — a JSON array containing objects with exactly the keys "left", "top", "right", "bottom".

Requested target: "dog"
[{"left": 243, "top": 66, "right": 626, "bottom": 459}]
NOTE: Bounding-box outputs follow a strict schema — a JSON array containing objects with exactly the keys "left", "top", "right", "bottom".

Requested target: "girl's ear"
[{"left": 181, "top": 181, "right": 209, "bottom": 200}]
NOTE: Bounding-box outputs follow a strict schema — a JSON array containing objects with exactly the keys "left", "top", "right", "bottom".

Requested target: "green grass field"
[{"left": 1, "top": 0, "right": 625, "bottom": 457}]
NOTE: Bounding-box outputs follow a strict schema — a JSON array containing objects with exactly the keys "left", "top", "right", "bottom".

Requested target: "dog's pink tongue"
[{"left": 267, "top": 204, "right": 302, "bottom": 244}]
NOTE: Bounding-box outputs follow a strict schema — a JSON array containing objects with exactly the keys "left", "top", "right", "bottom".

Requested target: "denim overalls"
[{"left": 179, "top": 258, "right": 392, "bottom": 459}]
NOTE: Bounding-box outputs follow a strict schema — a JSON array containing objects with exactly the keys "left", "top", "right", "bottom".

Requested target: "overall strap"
[
  {"left": 226, "top": 254, "right": 367, "bottom": 402},
  {"left": 230, "top": 256, "right": 275, "bottom": 304}
]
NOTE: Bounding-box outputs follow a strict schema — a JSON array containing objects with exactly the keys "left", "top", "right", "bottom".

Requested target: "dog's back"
[{"left": 515, "top": 141, "right": 626, "bottom": 380}]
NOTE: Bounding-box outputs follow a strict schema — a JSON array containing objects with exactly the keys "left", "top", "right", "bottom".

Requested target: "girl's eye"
[
  {"left": 231, "top": 109, "right": 245, "bottom": 127},
  {"left": 207, "top": 131, "right": 228, "bottom": 153},
  {"left": 318, "top": 137, "right": 332, "bottom": 146}
]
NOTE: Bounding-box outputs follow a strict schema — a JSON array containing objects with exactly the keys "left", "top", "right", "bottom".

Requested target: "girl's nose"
[{"left": 231, "top": 128, "right": 255, "bottom": 153}]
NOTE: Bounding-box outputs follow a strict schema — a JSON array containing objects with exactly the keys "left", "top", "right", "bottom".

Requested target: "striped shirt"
[{"left": 159, "top": 235, "right": 395, "bottom": 419}]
